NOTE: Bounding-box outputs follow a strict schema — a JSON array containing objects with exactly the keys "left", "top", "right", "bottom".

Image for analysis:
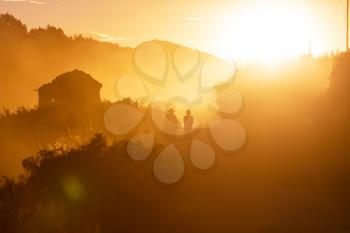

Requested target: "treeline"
[{"left": 0, "top": 13, "right": 133, "bottom": 109}]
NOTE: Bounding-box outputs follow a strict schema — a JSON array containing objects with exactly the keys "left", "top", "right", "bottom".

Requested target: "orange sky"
[{"left": 0, "top": 0, "right": 348, "bottom": 60}]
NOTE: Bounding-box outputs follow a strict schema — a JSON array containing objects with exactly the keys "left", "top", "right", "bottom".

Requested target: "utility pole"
[{"left": 347, "top": 0, "right": 349, "bottom": 51}]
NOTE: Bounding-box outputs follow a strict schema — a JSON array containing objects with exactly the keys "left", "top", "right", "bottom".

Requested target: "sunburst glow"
[{"left": 215, "top": 3, "right": 312, "bottom": 63}]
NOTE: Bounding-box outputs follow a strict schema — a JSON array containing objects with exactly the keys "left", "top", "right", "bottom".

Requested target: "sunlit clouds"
[
  {"left": 78, "top": 31, "right": 129, "bottom": 43},
  {"left": 3, "top": 0, "right": 45, "bottom": 5}
]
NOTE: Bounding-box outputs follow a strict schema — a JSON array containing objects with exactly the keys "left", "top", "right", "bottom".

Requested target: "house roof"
[{"left": 38, "top": 69, "right": 102, "bottom": 91}]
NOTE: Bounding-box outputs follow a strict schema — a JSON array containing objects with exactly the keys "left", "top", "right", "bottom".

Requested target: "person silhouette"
[
  {"left": 183, "top": 109, "right": 194, "bottom": 134},
  {"left": 166, "top": 108, "right": 179, "bottom": 135}
]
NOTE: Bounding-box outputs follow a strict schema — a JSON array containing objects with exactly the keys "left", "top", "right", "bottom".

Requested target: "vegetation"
[
  {"left": 1, "top": 12, "right": 350, "bottom": 233},
  {"left": 0, "top": 13, "right": 132, "bottom": 108}
]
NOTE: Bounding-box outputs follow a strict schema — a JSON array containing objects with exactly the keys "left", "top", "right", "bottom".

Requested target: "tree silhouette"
[
  {"left": 0, "top": 13, "right": 27, "bottom": 41},
  {"left": 329, "top": 52, "right": 350, "bottom": 111}
]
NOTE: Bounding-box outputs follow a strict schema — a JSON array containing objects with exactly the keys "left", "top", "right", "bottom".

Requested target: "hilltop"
[{"left": 0, "top": 13, "right": 217, "bottom": 110}]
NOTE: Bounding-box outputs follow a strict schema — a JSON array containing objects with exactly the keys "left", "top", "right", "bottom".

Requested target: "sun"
[{"left": 215, "top": 3, "right": 312, "bottom": 64}]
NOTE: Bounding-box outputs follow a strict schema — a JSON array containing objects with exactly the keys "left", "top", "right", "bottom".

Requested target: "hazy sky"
[{"left": 0, "top": 0, "right": 348, "bottom": 60}]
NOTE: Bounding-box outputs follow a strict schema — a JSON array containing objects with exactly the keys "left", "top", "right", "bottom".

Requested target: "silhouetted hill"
[
  {"left": 1, "top": 129, "right": 350, "bottom": 233},
  {"left": 0, "top": 13, "right": 131, "bottom": 109},
  {"left": 0, "top": 14, "right": 219, "bottom": 110}
]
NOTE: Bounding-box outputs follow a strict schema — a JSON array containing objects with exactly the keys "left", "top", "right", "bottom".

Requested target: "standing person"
[
  {"left": 183, "top": 109, "right": 194, "bottom": 134},
  {"left": 166, "top": 108, "right": 179, "bottom": 135}
]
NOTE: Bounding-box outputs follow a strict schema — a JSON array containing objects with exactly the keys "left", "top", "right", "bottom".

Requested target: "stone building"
[{"left": 38, "top": 69, "right": 102, "bottom": 109}]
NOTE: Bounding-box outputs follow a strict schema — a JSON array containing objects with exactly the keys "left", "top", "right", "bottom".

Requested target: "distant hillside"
[
  {"left": 0, "top": 13, "right": 135, "bottom": 109},
  {"left": 0, "top": 14, "right": 216, "bottom": 110}
]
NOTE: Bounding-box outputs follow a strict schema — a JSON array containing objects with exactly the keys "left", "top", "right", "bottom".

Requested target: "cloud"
[
  {"left": 3, "top": 0, "right": 45, "bottom": 4},
  {"left": 79, "top": 31, "right": 130, "bottom": 43},
  {"left": 185, "top": 17, "right": 204, "bottom": 22},
  {"left": 28, "top": 0, "right": 45, "bottom": 4},
  {"left": 3, "top": 0, "right": 27, "bottom": 2}
]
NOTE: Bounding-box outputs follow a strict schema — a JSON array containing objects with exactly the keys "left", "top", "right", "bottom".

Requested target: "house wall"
[
  {"left": 38, "top": 82, "right": 101, "bottom": 109},
  {"left": 38, "top": 86, "right": 54, "bottom": 107}
]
